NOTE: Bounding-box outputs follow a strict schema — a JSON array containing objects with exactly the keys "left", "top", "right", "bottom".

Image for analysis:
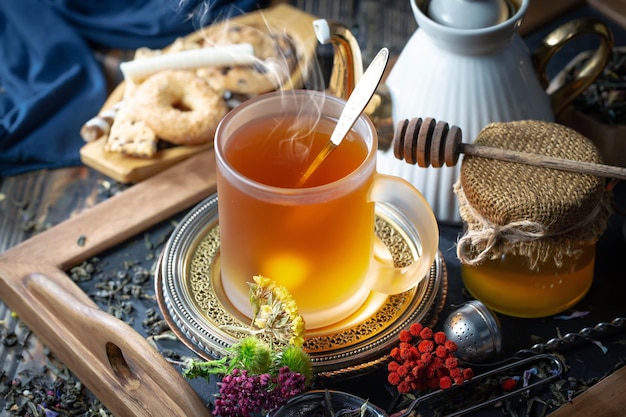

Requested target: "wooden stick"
[
  {"left": 393, "top": 118, "right": 626, "bottom": 180},
  {"left": 461, "top": 142, "right": 626, "bottom": 180}
]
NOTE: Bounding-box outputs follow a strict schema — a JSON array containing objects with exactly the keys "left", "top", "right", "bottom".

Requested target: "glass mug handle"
[{"left": 368, "top": 173, "right": 439, "bottom": 294}]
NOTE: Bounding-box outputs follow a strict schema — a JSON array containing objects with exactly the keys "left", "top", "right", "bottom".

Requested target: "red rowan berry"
[
  {"left": 397, "top": 381, "right": 411, "bottom": 394},
  {"left": 409, "top": 322, "right": 423, "bottom": 336},
  {"left": 435, "top": 345, "right": 448, "bottom": 358},
  {"left": 502, "top": 378, "right": 518, "bottom": 391},
  {"left": 463, "top": 368, "right": 475, "bottom": 380},
  {"left": 419, "top": 327, "right": 433, "bottom": 340},
  {"left": 433, "top": 331, "right": 447, "bottom": 345},
  {"left": 388, "top": 372, "right": 401, "bottom": 385},
  {"left": 445, "top": 357, "right": 458, "bottom": 369},
  {"left": 444, "top": 340, "right": 458, "bottom": 352},
  {"left": 430, "top": 356, "right": 444, "bottom": 370},
  {"left": 418, "top": 340, "right": 434, "bottom": 353},
  {"left": 399, "top": 329, "right": 412, "bottom": 343},
  {"left": 439, "top": 376, "right": 453, "bottom": 389}
]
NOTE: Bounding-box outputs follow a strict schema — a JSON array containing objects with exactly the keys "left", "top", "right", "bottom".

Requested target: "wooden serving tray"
[
  {"left": 80, "top": 3, "right": 318, "bottom": 184},
  {"left": 0, "top": 151, "right": 217, "bottom": 417}
]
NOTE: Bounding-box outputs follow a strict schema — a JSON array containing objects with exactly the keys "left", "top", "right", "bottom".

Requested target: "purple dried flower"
[{"left": 213, "top": 367, "right": 306, "bottom": 417}]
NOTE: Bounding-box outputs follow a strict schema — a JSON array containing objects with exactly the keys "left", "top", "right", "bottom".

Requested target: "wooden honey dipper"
[{"left": 393, "top": 117, "right": 626, "bottom": 181}]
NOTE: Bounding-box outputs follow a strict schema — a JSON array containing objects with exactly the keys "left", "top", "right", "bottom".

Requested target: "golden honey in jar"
[
  {"left": 454, "top": 121, "right": 610, "bottom": 318},
  {"left": 460, "top": 244, "right": 596, "bottom": 318}
]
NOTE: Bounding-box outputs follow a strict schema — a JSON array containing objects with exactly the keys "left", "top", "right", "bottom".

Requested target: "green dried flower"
[
  {"left": 230, "top": 336, "right": 273, "bottom": 375},
  {"left": 182, "top": 356, "right": 229, "bottom": 382},
  {"left": 278, "top": 344, "right": 313, "bottom": 383}
]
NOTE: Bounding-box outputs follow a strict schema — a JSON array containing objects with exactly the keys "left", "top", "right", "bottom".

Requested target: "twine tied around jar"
[
  {"left": 455, "top": 181, "right": 610, "bottom": 268},
  {"left": 453, "top": 121, "right": 612, "bottom": 271}
]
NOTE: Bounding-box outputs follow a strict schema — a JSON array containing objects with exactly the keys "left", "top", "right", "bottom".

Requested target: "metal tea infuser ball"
[{"left": 442, "top": 300, "right": 502, "bottom": 363}]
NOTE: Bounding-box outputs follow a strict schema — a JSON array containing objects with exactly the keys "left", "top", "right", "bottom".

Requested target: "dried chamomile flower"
[{"left": 249, "top": 275, "right": 305, "bottom": 347}]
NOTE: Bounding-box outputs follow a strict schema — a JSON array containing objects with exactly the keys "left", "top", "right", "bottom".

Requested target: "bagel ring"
[{"left": 129, "top": 70, "right": 227, "bottom": 146}]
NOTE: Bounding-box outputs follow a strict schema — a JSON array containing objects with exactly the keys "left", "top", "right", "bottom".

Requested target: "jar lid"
[
  {"left": 455, "top": 120, "right": 611, "bottom": 268},
  {"left": 427, "top": 0, "right": 511, "bottom": 29}
]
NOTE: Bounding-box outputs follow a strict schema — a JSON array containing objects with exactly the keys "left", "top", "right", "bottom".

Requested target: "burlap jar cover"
[{"left": 454, "top": 120, "right": 612, "bottom": 270}]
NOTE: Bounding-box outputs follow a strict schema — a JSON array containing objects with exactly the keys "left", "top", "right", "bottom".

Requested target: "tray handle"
[{"left": 2, "top": 263, "right": 212, "bottom": 417}]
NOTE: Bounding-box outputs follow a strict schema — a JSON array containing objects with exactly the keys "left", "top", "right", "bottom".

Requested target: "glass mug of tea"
[{"left": 215, "top": 90, "right": 439, "bottom": 330}]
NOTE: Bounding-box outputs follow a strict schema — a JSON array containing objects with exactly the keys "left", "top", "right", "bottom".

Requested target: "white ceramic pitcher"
[{"left": 377, "top": 0, "right": 613, "bottom": 223}]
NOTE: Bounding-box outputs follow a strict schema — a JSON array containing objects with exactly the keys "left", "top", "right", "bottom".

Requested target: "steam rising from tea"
[
  {"left": 225, "top": 112, "right": 366, "bottom": 188},
  {"left": 175, "top": 0, "right": 326, "bottom": 100}
]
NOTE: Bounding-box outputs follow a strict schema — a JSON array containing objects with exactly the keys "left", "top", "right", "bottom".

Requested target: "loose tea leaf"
[
  {"left": 0, "top": 350, "right": 113, "bottom": 416},
  {"left": 570, "top": 50, "right": 626, "bottom": 125}
]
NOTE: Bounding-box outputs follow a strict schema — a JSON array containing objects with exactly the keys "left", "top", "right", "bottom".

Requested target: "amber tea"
[
  {"left": 225, "top": 114, "right": 367, "bottom": 188},
  {"left": 218, "top": 112, "right": 375, "bottom": 327}
]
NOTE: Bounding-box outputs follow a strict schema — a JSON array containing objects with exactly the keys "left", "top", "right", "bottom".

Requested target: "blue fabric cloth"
[{"left": 0, "top": 0, "right": 267, "bottom": 177}]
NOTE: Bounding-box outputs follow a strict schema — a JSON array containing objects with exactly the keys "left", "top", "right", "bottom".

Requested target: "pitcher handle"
[
  {"left": 532, "top": 17, "right": 613, "bottom": 116},
  {"left": 368, "top": 173, "right": 439, "bottom": 294}
]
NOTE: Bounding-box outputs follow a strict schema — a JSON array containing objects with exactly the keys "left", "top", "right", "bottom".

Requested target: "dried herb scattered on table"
[
  {"left": 0, "top": 346, "right": 113, "bottom": 417},
  {"left": 569, "top": 49, "right": 626, "bottom": 125}
]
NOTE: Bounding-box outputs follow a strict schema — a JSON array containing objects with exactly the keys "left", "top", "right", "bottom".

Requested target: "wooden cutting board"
[
  {"left": 80, "top": 3, "right": 318, "bottom": 184},
  {"left": 547, "top": 365, "right": 626, "bottom": 416}
]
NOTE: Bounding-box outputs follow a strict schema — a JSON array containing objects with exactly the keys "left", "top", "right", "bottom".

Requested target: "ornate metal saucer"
[{"left": 155, "top": 193, "right": 447, "bottom": 378}]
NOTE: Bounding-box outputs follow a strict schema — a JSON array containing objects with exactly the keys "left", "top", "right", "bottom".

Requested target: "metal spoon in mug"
[{"left": 296, "top": 47, "right": 390, "bottom": 187}]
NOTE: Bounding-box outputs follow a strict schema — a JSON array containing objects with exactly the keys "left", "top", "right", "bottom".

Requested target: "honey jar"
[{"left": 454, "top": 121, "right": 611, "bottom": 318}]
